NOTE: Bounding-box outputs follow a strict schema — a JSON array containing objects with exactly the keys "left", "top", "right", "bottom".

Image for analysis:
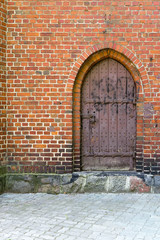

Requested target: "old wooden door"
[{"left": 81, "top": 58, "right": 136, "bottom": 170}]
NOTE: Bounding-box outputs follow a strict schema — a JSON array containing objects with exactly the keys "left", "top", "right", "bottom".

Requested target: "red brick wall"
[
  {"left": 0, "top": 0, "right": 6, "bottom": 166},
  {"left": 7, "top": 0, "right": 160, "bottom": 174}
]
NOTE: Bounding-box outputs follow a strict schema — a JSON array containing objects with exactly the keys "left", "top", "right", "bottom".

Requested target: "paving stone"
[{"left": 0, "top": 193, "right": 160, "bottom": 240}]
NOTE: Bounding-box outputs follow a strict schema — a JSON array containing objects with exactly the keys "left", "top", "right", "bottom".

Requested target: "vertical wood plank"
[
  {"left": 109, "top": 59, "right": 118, "bottom": 152},
  {"left": 90, "top": 64, "right": 99, "bottom": 155},
  {"left": 81, "top": 73, "right": 90, "bottom": 155},
  {"left": 118, "top": 63, "right": 127, "bottom": 153},
  {"left": 100, "top": 59, "right": 109, "bottom": 154}
]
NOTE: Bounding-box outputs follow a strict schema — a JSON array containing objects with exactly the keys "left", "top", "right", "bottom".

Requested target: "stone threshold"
[{"left": 4, "top": 171, "right": 160, "bottom": 194}]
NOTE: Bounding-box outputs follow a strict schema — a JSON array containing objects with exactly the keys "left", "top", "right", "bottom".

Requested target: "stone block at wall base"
[
  {"left": 0, "top": 166, "right": 6, "bottom": 194},
  {"left": 5, "top": 171, "right": 160, "bottom": 194}
]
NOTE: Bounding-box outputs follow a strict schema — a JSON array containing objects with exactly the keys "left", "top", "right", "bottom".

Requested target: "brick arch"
[{"left": 72, "top": 45, "right": 148, "bottom": 172}]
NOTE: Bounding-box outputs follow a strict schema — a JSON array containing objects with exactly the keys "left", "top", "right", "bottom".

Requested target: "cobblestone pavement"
[{"left": 1, "top": 193, "right": 160, "bottom": 240}]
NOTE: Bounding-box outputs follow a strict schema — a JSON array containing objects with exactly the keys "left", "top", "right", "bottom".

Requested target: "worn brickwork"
[
  {"left": 6, "top": 0, "right": 160, "bottom": 174},
  {"left": 0, "top": 0, "right": 6, "bottom": 166}
]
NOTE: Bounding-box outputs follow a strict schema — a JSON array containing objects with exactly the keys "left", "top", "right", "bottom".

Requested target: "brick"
[{"left": 0, "top": 0, "right": 157, "bottom": 174}]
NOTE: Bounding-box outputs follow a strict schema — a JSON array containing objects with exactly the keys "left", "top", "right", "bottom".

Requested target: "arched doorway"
[{"left": 81, "top": 58, "right": 136, "bottom": 170}]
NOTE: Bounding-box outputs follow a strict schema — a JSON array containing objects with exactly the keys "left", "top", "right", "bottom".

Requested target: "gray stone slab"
[{"left": 7, "top": 171, "right": 160, "bottom": 194}]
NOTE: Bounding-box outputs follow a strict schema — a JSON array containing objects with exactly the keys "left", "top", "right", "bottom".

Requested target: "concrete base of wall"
[
  {"left": 0, "top": 166, "right": 6, "bottom": 194},
  {"left": 5, "top": 171, "right": 160, "bottom": 194}
]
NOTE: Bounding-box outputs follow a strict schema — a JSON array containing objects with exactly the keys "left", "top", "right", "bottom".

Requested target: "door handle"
[
  {"left": 82, "top": 114, "right": 94, "bottom": 119},
  {"left": 90, "top": 115, "right": 96, "bottom": 124},
  {"left": 81, "top": 114, "right": 96, "bottom": 123}
]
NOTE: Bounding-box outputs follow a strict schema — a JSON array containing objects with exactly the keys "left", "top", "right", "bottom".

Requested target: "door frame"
[{"left": 72, "top": 47, "right": 148, "bottom": 172}]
